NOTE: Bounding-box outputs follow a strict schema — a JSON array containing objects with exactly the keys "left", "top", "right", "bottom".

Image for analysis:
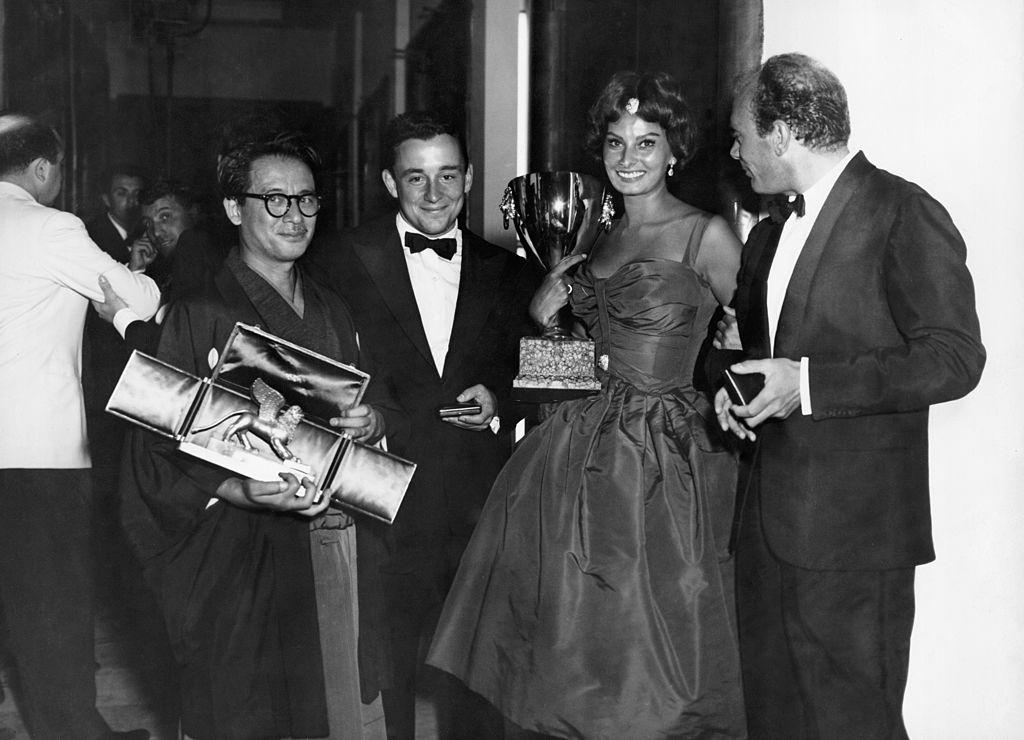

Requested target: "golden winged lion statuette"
[{"left": 194, "top": 378, "right": 305, "bottom": 463}]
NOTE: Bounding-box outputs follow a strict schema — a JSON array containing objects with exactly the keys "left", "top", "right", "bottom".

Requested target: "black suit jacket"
[
  {"left": 85, "top": 212, "right": 132, "bottom": 261},
  {"left": 735, "top": 152, "right": 985, "bottom": 570},
  {"left": 82, "top": 214, "right": 134, "bottom": 436},
  {"left": 305, "top": 215, "right": 538, "bottom": 566}
]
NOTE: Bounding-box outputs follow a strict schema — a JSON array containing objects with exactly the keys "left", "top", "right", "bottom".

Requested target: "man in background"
[
  {"left": 86, "top": 162, "right": 146, "bottom": 260},
  {"left": 0, "top": 112, "right": 159, "bottom": 739},
  {"left": 81, "top": 164, "right": 150, "bottom": 609}
]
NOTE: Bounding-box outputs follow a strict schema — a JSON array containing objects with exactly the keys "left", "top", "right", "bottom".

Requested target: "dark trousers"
[
  {"left": 0, "top": 469, "right": 110, "bottom": 739},
  {"left": 736, "top": 482, "right": 915, "bottom": 740},
  {"left": 377, "top": 537, "right": 503, "bottom": 740}
]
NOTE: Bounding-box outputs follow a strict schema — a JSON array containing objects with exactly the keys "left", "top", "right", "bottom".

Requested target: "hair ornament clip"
[{"left": 624, "top": 97, "right": 640, "bottom": 115}]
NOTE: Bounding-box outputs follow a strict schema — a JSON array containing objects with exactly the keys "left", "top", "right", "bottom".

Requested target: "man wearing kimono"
[{"left": 120, "top": 129, "right": 401, "bottom": 739}]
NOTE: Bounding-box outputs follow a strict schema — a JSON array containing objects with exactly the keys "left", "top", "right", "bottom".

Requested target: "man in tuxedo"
[
  {"left": 715, "top": 53, "right": 985, "bottom": 738},
  {"left": 81, "top": 163, "right": 148, "bottom": 589},
  {"left": 85, "top": 163, "right": 146, "bottom": 260},
  {"left": 306, "top": 112, "right": 536, "bottom": 739}
]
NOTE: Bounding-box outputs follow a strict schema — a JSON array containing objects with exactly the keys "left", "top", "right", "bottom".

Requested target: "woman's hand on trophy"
[
  {"left": 216, "top": 473, "right": 331, "bottom": 516},
  {"left": 529, "top": 253, "right": 588, "bottom": 330},
  {"left": 329, "top": 403, "right": 385, "bottom": 444}
]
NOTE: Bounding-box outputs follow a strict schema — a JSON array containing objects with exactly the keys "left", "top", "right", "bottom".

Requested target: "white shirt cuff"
[
  {"left": 800, "top": 356, "right": 812, "bottom": 415},
  {"left": 112, "top": 308, "right": 143, "bottom": 339}
]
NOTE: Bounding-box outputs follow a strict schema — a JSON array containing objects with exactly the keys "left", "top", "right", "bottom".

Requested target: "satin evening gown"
[{"left": 428, "top": 213, "right": 746, "bottom": 739}]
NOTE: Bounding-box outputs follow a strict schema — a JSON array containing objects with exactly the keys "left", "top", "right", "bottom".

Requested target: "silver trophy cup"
[{"left": 500, "top": 171, "right": 611, "bottom": 401}]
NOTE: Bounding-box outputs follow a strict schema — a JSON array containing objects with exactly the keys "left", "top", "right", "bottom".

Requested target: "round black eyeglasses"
[{"left": 236, "top": 192, "right": 322, "bottom": 218}]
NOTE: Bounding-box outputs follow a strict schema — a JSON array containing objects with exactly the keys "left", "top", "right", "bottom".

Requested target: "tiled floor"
[
  {"left": 0, "top": 591, "right": 437, "bottom": 739},
  {"left": 0, "top": 607, "right": 180, "bottom": 739}
]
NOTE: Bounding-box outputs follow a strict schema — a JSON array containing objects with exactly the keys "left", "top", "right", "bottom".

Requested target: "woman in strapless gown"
[{"left": 428, "top": 71, "right": 746, "bottom": 738}]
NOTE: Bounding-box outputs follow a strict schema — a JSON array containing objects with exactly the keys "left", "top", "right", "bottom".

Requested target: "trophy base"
[
  {"left": 513, "top": 336, "right": 601, "bottom": 403},
  {"left": 180, "top": 438, "right": 316, "bottom": 485},
  {"left": 512, "top": 376, "right": 602, "bottom": 403}
]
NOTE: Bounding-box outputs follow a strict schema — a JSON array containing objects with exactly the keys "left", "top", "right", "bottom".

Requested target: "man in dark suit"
[
  {"left": 306, "top": 112, "right": 536, "bottom": 739},
  {"left": 85, "top": 163, "right": 146, "bottom": 260},
  {"left": 81, "top": 163, "right": 147, "bottom": 594},
  {"left": 715, "top": 53, "right": 985, "bottom": 738}
]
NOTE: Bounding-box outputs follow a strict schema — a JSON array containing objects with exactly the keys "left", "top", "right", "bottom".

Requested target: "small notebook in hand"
[{"left": 721, "top": 368, "right": 765, "bottom": 407}]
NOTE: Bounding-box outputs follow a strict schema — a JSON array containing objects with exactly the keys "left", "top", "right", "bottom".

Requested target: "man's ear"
[
  {"left": 223, "top": 197, "right": 242, "bottom": 226},
  {"left": 463, "top": 163, "right": 474, "bottom": 194},
  {"left": 770, "top": 120, "right": 792, "bottom": 156},
  {"left": 30, "top": 157, "right": 51, "bottom": 186},
  {"left": 381, "top": 169, "right": 398, "bottom": 199}
]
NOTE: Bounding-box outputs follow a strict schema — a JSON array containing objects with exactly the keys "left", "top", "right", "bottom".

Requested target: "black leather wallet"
[{"left": 721, "top": 368, "right": 765, "bottom": 407}]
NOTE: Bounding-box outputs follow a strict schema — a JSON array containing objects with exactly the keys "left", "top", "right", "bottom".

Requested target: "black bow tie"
[
  {"left": 767, "top": 193, "right": 806, "bottom": 224},
  {"left": 405, "top": 232, "right": 457, "bottom": 260}
]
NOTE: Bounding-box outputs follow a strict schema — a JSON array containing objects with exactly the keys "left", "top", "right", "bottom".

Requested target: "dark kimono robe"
[{"left": 120, "top": 249, "right": 393, "bottom": 739}]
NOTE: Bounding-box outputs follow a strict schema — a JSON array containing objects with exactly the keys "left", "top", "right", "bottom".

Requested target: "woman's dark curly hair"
[
  {"left": 747, "top": 53, "right": 850, "bottom": 151},
  {"left": 584, "top": 71, "right": 697, "bottom": 169}
]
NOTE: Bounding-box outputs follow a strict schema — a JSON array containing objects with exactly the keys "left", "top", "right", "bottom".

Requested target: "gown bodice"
[{"left": 570, "top": 236, "right": 716, "bottom": 396}]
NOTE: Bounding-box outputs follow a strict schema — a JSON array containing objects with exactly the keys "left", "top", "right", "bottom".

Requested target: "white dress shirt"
[
  {"left": 768, "top": 150, "right": 856, "bottom": 414},
  {"left": 0, "top": 182, "right": 160, "bottom": 468},
  {"left": 396, "top": 214, "right": 462, "bottom": 375}
]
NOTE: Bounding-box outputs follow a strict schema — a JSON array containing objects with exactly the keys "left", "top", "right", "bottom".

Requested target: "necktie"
[
  {"left": 405, "top": 232, "right": 457, "bottom": 260},
  {"left": 767, "top": 193, "right": 805, "bottom": 224}
]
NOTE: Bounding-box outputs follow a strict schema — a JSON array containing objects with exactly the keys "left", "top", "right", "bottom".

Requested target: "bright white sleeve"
[
  {"left": 39, "top": 209, "right": 160, "bottom": 319},
  {"left": 800, "top": 356, "right": 812, "bottom": 415}
]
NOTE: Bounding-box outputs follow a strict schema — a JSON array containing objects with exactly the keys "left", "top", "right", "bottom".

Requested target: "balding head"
[
  {"left": 0, "top": 113, "right": 65, "bottom": 204},
  {"left": 0, "top": 113, "right": 63, "bottom": 178}
]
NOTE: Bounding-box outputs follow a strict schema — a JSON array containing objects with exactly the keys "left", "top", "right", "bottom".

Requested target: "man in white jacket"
[{"left": 0, "top": 113, "right": 159, "bottom": 739}]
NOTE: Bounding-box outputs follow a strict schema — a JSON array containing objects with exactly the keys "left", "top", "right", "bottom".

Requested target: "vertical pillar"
[
  {"left": 393, "top": 0, "right": 408, "bottom": 114},
  {"left": 717, "top": 0, "right": 763, "bottom": 232},
  {"left": 348, "top": 9, "right": 363, "bottom": 226},
  {"left": 467, "top": 0, "right": 521, "bottom": 247},
  {"left": 527, "top": 0, "right": 567, "bottom": 172},
  {"left": 0, "top": 1, "right": 7, "bottom": 109}
]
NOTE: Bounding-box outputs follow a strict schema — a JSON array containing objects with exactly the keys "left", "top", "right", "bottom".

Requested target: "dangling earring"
[
  {"left": 668, "top": 158, "right": 677, "bottom": 177},
  {"left": 598, "top": 193, "right": 615, "bottom": 231}
]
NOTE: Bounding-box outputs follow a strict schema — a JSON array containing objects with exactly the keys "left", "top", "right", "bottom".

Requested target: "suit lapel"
[
  {"left": 442, "top": 231, "right": 499, "bottom": 381},
  {"left": 352, "top": 219, "right": 436, "bottom": 370},
  {"left": 736, "top": 219, "right": 776, "bottom": 359},
  {"left": 775, "top": 152, "right": 872, "bottom": 354}
]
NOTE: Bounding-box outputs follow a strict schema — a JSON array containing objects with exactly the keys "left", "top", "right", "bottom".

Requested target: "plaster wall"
[{"left": 761, "top": 1, "right": 1024, "bottom": 734}]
